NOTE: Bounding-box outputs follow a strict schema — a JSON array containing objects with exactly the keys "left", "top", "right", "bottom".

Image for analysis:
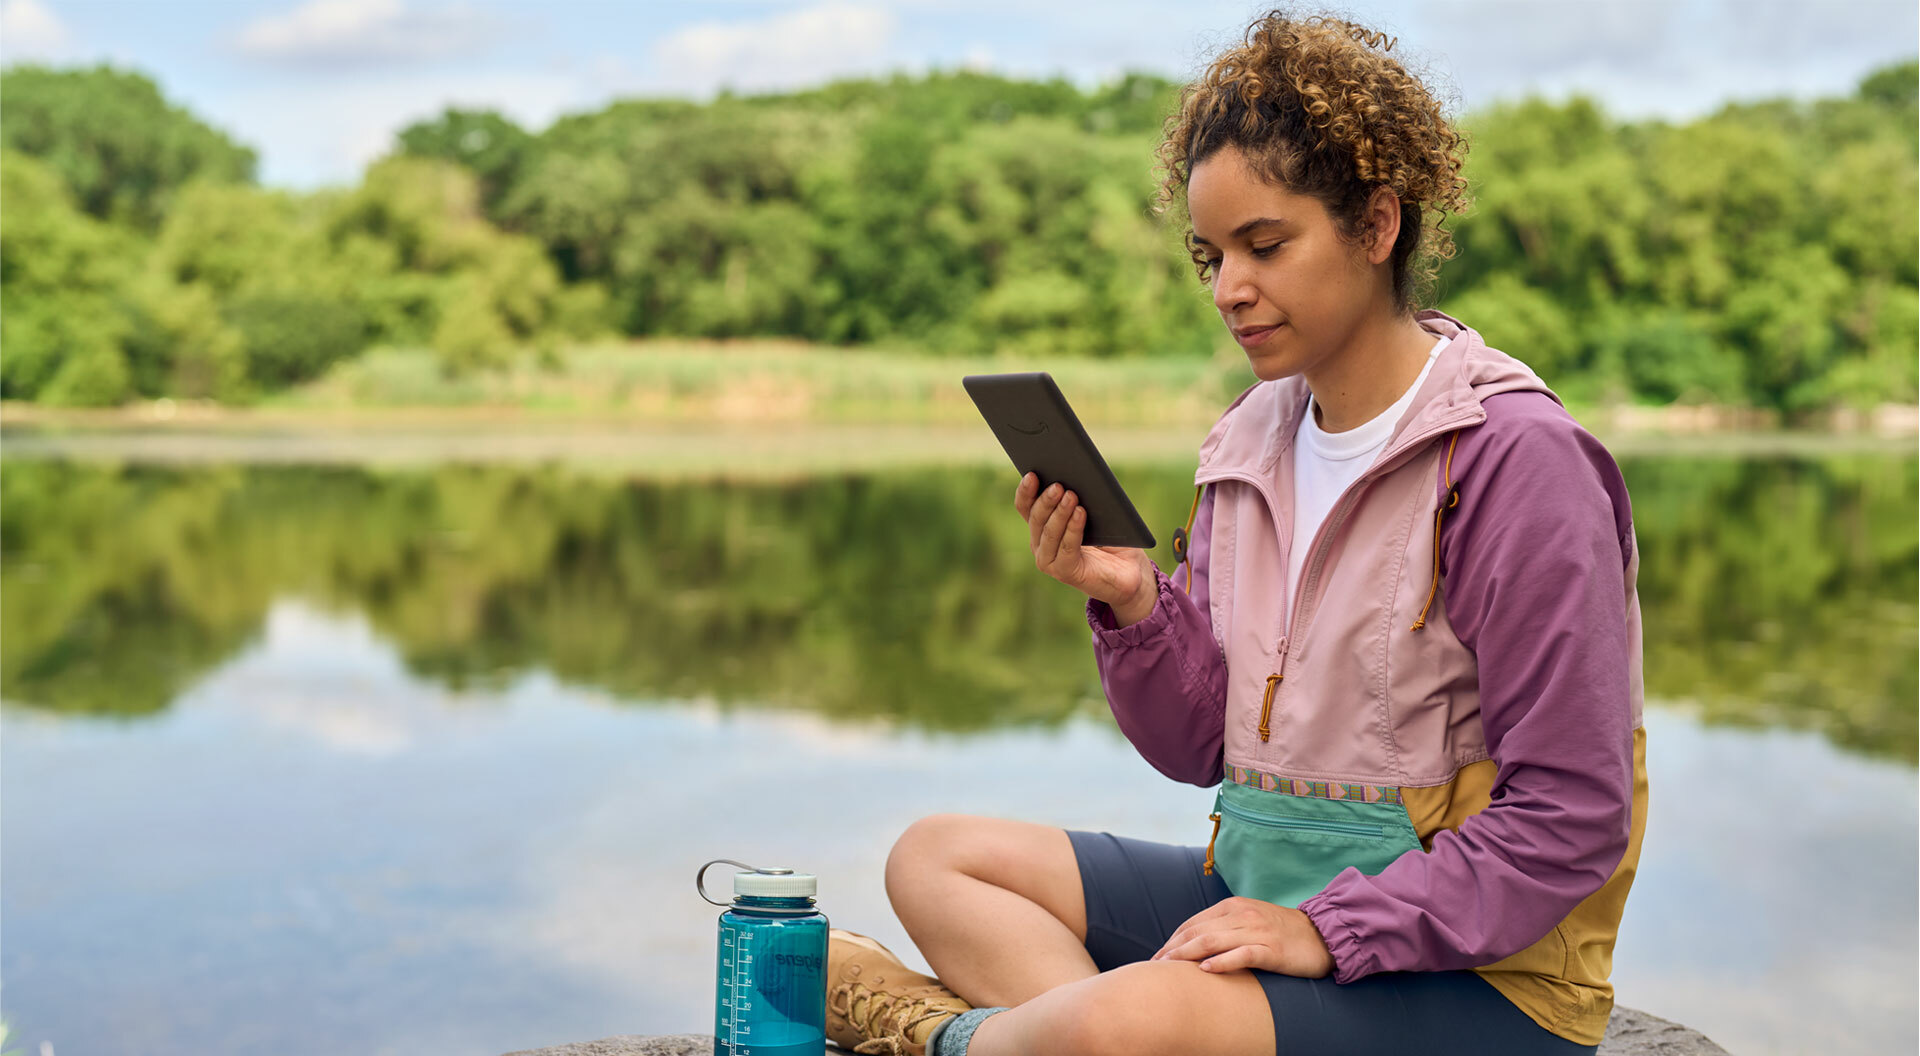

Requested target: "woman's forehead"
[{"left": 1189, "top": 151, "right": 1323, "bottom": 242}]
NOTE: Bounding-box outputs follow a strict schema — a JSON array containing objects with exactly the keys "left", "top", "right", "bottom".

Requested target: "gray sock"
[{"left": 929, "top": 1006, "right": 1008, "bottom": 1056}]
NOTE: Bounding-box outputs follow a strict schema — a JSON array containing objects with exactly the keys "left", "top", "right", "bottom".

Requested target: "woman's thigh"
[
  {"left": 1063, "top": 829, "right": 1601, "bottom": 1056},
  {"left": 975, "top": 958, "right": 1273, "bottom": 1056}
]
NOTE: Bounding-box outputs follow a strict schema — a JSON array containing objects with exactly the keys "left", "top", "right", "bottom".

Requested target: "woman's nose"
[{"left": 1211, "top": 257, "right": 1256, "bottom": 314}]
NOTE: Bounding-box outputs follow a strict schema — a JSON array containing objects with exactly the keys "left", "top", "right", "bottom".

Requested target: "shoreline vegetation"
[
  {"left": 3, "top": 339, "right": 1915, "bottom": 437},
  {"left": 1, "top": 339, "right": 1913, "bottom": 479},
  {"left": 3, "top": 62, "right": 1916, "bottom": 417}
]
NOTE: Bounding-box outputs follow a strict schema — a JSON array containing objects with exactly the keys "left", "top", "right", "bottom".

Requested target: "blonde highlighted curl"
[{"left": 1154, "top": 8, "right": 1471, "bottom": 310}]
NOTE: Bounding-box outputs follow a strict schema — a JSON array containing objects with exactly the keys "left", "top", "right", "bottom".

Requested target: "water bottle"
[{"left": 698, "top": 858, "right": 829, "bottom": 1056}]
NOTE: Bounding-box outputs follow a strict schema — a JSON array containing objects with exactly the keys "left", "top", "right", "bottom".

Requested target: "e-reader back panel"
[{"left": 962, "top": 372, "right": 1157, "bottom": 550}]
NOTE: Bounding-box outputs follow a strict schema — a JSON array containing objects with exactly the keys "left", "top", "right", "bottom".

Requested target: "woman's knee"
[
  {"left": 1034, "top": 962, "right": 1273, "bottom": 1056},
  {"left": 883, "top": 814, "right": 1087, "bottom": 939},
  {"left": 884, "top": 812, "right": 974, "bottom": 897},
  {"left": 1050, "top": 963, "right": 1182, "bottom": 1056}
]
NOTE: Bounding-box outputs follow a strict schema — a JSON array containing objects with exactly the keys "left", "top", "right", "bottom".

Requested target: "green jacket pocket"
[{"left": 1205, "top": 781, "right": 1424, "bottom": 907}]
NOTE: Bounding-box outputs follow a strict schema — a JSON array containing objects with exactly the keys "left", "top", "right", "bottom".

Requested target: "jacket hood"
[{"left": 1196, "top": 310, "right": 1557, "bottom": 479}]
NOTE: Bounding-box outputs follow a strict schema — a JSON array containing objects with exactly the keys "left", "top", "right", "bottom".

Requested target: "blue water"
[{"left": 3, "top": 601, "right": 1915, "bottom": 1056}]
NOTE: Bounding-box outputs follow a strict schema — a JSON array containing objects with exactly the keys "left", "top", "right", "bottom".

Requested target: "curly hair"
[{"left": 1154, "top": 8, "right": 1471, "bottom": 311}]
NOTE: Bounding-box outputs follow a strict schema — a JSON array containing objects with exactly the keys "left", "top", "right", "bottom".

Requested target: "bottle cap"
[{"left": 734, "top": 866, "right": 817, "bottom": 899}]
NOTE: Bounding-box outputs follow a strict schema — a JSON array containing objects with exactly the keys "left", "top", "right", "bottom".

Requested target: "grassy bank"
[
  {"left": 270, "top": 339, "right": 1248, "bottom": 428},
  {"left": 4, "top": 338, "right": 1915, "bottom": 447}
]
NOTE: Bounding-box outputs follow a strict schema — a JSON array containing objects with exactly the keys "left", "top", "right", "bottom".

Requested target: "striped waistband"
[{"left": 1225, "top": 764, "right": 1404, "bottom": 805}]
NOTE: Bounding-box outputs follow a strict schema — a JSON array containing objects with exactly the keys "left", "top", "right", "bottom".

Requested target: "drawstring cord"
[
  {"left": 1410, "top": 432, "right": 1462, "bottom": 632},
  {"left": 1203, "top": 809, "right": 1222, "bottom": 875}
]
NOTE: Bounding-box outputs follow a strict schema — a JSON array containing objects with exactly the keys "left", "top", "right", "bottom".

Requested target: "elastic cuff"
[
  {"left": 1085, "top": 565, "right": 1174, "bottom": 646},
  {"left": 1298, "top": 892, "right": 1370, "bottom": 984},
  {"left": 929, "top": 1006, "right": 1009, "bottom": 1056}
]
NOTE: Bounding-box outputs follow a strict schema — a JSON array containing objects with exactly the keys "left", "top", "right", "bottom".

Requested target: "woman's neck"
[{"left": 1304, "top": 311, "right": 1437, "bottom": 434}]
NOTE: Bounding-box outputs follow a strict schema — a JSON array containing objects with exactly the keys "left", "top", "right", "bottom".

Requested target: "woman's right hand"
[{"left": 1015, "top": 472, "right": 1159, "bottom": 624}]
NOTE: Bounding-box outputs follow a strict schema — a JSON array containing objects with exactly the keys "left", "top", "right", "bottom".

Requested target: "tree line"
[{"left": 1, "top": 60, "right": 1914, "bottom": 412}]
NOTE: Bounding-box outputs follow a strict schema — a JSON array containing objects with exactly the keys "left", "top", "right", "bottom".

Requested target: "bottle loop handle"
[{"left": 696, "top": 858, "right": 758, "bottom": 906}]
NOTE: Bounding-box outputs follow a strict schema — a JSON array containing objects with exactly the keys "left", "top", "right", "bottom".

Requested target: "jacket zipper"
[
  {"left": 1196, "top": 406, "right": 1487, "bottom": 744},
  {"left": 1283, "top": 407, "right": 1484, "bottom": 646}
]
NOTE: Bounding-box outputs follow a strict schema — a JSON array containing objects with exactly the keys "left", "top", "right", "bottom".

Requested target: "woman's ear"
[{"left": 1364, "top": 185, "right": 1402, "bottom": 265}]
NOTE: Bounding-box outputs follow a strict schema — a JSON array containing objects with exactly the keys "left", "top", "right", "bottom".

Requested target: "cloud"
[
  {"left": 0, "top": 0, "right": 70, "bottom": 63},
  {"left": 216, "top": 69, "right": 586, "bottom": 187},
  {"left": 235, "top": 0, "right": 509, "bottom": 68},
  {"left": 645, "top": 1, "right": 902, "bottom": 96},
  {"left": 1412, "top": 0, "right": 1917, "bottom": 118}
]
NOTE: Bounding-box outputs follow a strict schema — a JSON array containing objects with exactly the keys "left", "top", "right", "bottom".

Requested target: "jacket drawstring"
[
  {"left": 1410, "top": 432, "right": 1462, "bottom": 632},
  {"left": 1257, "top": 674, "right": 1281, "bottom": 742},
  {"left": 1172, "top": 483, "right": 1205, "bottom": 595},
  {"left": 1203, "top": 808, "right": 1222, "bottom": 875}
]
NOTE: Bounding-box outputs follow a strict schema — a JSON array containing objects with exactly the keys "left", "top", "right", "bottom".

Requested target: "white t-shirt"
[{"left": 1285, "top": 331, "right": 1449, "bottom": 626}]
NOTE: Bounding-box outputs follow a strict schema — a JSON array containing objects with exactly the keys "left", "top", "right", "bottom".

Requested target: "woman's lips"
[{"left": 1234, "top": 323, "right": 1281, "bottom": 349}]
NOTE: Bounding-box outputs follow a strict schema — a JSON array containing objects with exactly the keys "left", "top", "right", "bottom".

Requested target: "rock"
[
  {"left": 504, "top": 1007, "right": 1731, "bottom": 1055},
  {"left": 504, "top": 1037, "right": 716, "bottom": 1056},
  {"left": 1601, "top": 1007, "right": 1733, "bottom": 1055}
]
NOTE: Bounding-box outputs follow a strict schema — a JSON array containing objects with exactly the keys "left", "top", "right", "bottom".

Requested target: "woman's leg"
[
  {"left": 884, "top": 813, "right": 1099, "bottom": 1008},
  {"left": 887, "top": 819, "right": 1272, "bottom": 1056},
  {"left": 965, "top": 959, "right": 1274, "bottom": 1056}
]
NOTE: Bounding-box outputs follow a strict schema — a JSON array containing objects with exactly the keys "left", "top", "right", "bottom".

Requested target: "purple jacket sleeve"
[
  {"left": 1084, "top": 487, "right": 1227, "bottom": 787},
  {"left": 1299, "top": 392, "right": 1636, "bottom": 980}
]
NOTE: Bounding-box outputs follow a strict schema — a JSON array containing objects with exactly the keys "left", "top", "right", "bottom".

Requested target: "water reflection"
[
  {"left": 1, "top": 454, "right": 1914, "bottom": 759},
  {"left": 0, "top": 602, "right": 1912, "bottom": 1056}
]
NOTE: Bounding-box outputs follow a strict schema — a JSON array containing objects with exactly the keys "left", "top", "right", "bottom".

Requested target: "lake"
[{"left": 1, "top": 430, "right": 1914, "bottom": 1056}]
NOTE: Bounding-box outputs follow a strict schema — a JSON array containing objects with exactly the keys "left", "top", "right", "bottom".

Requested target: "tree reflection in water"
[{"left": 3, "top": 455, "right": 1913, "bottom": 762}]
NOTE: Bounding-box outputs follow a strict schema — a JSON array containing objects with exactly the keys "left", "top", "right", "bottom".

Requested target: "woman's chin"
[
  {"left": 1246, "top": 351, "right": 1303, "bottom": 383},
  {"left": 1239, "top": 328, "right": 1302, "bottom": 381}
]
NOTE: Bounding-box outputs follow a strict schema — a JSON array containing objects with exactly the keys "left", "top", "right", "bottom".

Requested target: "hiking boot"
[{"left": 826, "top": 928, "right": 972, "bottom": 1055}]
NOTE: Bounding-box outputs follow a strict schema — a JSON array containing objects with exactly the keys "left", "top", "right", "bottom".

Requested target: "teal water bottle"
[{"left": 698, "top": 858, "right": 829, "bottom": 1056}]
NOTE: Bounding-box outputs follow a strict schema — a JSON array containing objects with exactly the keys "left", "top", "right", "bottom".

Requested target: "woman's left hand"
[{"left": 1148, "top": 897, "right": 1335, "bottom": 978}]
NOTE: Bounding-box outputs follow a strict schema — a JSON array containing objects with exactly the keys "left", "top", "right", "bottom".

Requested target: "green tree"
[
  {"left": 0, "top": 150, "right": 139, "bottom": 403},
  {"left": 330, "top": 157, "right": 568, "bottom": 370},
  {"left": 394, "top": 107, "right": 534, "bottom": 217},
  {"left": 0, "top": 64, "right": 254, "bottom": 229}
]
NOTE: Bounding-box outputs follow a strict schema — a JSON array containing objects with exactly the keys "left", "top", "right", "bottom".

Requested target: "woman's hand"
[
  {"left": 1014, "top": 472, "right": 1157, "bottom": 620},
  {"left": 1148, "top": 897, "right": 1335, "bottom": 978}
]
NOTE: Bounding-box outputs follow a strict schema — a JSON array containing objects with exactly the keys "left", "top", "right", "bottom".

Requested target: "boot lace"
[{"left": 829, "top": 980, "right": 956, "bottom": 1056}]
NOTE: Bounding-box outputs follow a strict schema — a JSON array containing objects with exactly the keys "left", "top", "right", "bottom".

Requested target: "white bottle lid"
[{"left": 734, "top": 867, "right": 817, "bottom": 899}]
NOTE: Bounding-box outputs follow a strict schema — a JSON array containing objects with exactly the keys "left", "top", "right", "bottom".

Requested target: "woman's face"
[{"left": 1187, "top": 145, "right": 1384, "bottom": 383}]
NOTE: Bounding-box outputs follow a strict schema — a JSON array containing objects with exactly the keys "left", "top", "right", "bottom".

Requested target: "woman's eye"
[{"left": 1252, "top": 242, "right": 1282, "bottom": 257}]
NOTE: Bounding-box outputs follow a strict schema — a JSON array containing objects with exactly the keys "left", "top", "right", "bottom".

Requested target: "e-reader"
[{"left": 962, "top": 372, "right": 1157, "bottom": 550}]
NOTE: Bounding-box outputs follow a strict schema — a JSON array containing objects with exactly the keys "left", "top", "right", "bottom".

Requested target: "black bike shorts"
[{"left": 1064, "top": 829, "right": 1601, "bottom": 1056}]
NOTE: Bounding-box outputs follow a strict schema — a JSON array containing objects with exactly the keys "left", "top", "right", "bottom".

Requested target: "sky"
[{"left": 1, "top": 0, "right": 1915, "bottom": 189}]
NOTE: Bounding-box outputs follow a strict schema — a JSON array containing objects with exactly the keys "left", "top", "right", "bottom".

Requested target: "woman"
[{"left": 826, "top": 9, "right": 1647, "bottom": 1055}]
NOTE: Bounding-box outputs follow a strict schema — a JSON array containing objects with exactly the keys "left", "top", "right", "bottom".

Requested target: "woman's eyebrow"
[{"left": 1190, "top": 216, "right": 1289, "bottom": 246}]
